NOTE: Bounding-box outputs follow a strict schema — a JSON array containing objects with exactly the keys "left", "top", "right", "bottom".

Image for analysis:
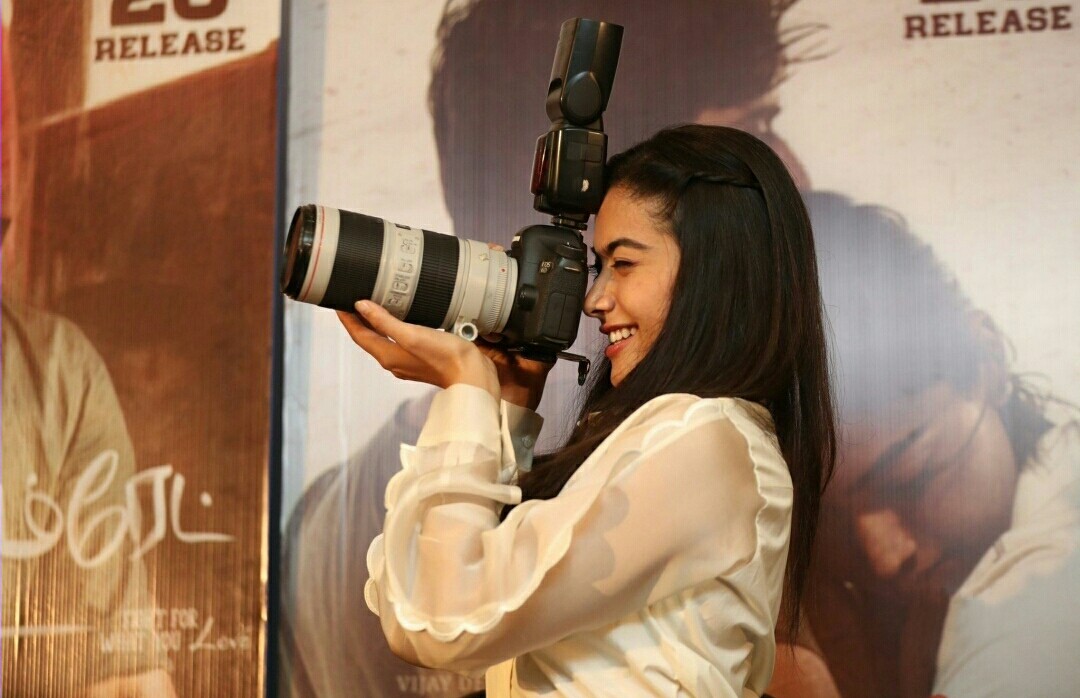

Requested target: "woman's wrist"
[
  {"left": 499, "top": 383, "right": 543, "bottom": 411},
  {"left": 447, "top": 354, "right": 501, "bottom": 401}
]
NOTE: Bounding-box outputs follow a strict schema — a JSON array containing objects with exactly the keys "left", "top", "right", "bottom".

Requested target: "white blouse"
[{"left": 365, "top": 384, "right": 793, "bottom": 697}]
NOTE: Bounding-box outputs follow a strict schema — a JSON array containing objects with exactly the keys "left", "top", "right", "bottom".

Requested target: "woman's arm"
[
  {"left": 366, "top": 387, "right": 780, "bottom": 674},
  {"left": 338, "top": 302, "right": 788, "bottom": 673}
]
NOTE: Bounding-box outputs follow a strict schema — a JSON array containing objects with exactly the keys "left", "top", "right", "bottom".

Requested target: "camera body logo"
[
  {"left": 95, "top": 0, "right": 247, "bottom": 62},
  {"left": 904, "top": 0, "right": 1073, "bottom": 39}
]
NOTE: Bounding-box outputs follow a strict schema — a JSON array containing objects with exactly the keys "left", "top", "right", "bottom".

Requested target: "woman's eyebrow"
[
  {"left": 594, "top": 237, "right": 651, "bottom": 257},
  {"left": 856, "top": 425, "right": 927, "bottom": 490}
]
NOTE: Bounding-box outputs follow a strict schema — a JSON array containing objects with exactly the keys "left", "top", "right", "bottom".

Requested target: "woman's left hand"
[{"left": 338, "top": 300, "right": 500, "bottom": 399}]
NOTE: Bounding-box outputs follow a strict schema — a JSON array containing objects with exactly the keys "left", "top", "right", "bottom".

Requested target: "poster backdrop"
[
  {"left": 2, "top": 0, "right": 279, "bottom": 695},
  {"left": 281, "top": 1, "right": 1079, "bottom": 696}
]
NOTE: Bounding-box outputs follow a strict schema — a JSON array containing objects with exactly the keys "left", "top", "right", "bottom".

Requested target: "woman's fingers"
[
  {"left": 353, "top": 300, "right": 398, "bottom": 336},
  {"left": 337, "top": 309, "right": 377, "bottom": 341},
  {"left": 354, "top": 300, "right": 427, "bottom": 349},
  {"left": 338, "top": 307, "right": 415, "bottom": 368},
  {"left": 340, "top": 301, "right": 460, "bottom": 377},
  {"left": 338, "top": 300, "right": 497, "bottom": 393},
  {"left": 337, "top": 309, "right": 400, "bottom": 362},
  {"left": 339, "top": 309, "right": 425, "bottom": 378}
]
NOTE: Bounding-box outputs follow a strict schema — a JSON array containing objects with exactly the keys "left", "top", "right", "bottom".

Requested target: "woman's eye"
[
  {"left": 612, "top": 259, "right": 634, "bottom": 270},
  {"left": 589, "top": 258, "right": 603, "bottom": 277}
]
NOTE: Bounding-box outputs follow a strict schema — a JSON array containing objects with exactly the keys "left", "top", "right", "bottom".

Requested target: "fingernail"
[{"left": 355, "top": 300, "right": 373, "bottom": 314}]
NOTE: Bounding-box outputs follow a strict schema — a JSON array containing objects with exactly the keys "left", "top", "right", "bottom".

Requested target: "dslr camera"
[{"left": 280, "top": 18, "right": 622, "bottom": 379}]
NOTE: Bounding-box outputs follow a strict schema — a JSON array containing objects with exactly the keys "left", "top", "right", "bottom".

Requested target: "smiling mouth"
[{"left": 607, "top": 327, "right": 637, "bottom": 345}]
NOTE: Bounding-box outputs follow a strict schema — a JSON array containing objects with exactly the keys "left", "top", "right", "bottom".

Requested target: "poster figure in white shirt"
[
  {"left": 279, "top": 3, "right": 821, "bottom": 696},
  {"left": 340, "top": 124, "right": 836, "bottom": 698},
  {"left": 797, "top": 192, "right": 1080, "bottom": 698}
]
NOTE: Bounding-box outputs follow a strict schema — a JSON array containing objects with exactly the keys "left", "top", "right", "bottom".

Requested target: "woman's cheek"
[{"left": 916, "top": 436, "right": 1016, "bottom": 551}]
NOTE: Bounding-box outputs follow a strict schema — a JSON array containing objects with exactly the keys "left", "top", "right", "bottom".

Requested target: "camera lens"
[{"left": 280, "top": 204, "right": 517, "bottom": 337}]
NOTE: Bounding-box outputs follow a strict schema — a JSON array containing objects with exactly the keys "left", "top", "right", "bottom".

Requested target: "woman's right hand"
[{"left": 474, "top": 336, "right": 552, "bottom": 410}]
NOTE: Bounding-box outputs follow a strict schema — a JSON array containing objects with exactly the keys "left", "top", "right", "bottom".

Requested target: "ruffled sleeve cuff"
[
  {"left": 417, "top": 383, "right": 502, "bottom": 448},
  {"left": 414, "top": 383, "right": 544, "bottom": 479}
]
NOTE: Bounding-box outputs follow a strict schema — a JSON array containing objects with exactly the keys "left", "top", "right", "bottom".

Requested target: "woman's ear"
[{"left": 969, "top": 310, "right": 1011, "bottom": 408}]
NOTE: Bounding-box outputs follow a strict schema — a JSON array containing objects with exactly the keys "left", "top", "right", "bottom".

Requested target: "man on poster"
[{"left": 1, "top": 20, "right": 179, "bottom": 696}]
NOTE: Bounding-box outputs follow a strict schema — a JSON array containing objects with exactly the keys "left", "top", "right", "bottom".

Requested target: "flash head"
[{"left": 532, "top": 18, "right": 623, "bottom": 225}]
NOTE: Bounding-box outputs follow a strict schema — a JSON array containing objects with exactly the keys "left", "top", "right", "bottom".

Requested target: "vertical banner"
[
  {"left": 2, "top": 0, "right": 279, "bottom": 695},
  {"left": 280, "top": 1, "right": 1078, "bottom": 697}
]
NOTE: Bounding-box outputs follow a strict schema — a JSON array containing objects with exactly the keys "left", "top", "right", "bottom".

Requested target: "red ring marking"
[{"left": 300, "top": 205, "right": 327, "bottom": 301}]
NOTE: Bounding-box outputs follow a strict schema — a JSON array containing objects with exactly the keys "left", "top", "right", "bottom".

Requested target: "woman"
[{"left": 339, "top": 125, "right": 836, "bottom": 697}]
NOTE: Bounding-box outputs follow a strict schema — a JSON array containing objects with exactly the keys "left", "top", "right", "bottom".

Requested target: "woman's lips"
[{"left": 604, "top": 326, "right": 636, "bottom": 360}]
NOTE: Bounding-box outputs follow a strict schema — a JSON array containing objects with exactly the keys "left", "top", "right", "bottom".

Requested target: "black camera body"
[{"left": 500, "top": 225, "right": 590, "bottom": 361}]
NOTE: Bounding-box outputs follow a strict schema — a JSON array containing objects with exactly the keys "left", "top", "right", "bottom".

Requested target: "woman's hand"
[
  {"left": 338, "top": 301, "right": 500, "bottom": 399},
  {"left": 475, "top": 336, "right": 553, "bottom": 410}
]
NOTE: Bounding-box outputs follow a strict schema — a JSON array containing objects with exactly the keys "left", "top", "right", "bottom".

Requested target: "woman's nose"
[
  {"left": 584, "top": 276, "right": 613, "bottom": 318},
  {"left": 855, "top": 509, "right": 918, "bottom": 579}
]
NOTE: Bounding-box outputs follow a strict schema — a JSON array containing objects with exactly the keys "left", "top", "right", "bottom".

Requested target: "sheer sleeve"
[{"left": 364, "top": 384, "right": 786, "bottom": 675}]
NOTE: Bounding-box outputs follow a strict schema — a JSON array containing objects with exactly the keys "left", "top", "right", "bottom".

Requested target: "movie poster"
[
  {"left": 2, "top": 0, "right": 279, "bottom": 695},
  {"left": 279, "top": 1, "right": 1078, "bottom": 696}
]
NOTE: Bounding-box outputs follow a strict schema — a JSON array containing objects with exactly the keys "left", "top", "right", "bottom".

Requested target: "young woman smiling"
[{"left": 339, "top": 125, "right": 836, "bottom": 697}]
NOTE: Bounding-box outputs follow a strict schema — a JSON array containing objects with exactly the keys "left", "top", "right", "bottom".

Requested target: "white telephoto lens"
[{"left": 282, "top": 204, "right": 518, "bottom": 341}]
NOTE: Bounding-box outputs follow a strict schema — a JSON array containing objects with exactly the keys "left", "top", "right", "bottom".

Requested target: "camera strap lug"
[{"left": 556, "top": 351, "right": 591, "bottom": 385}]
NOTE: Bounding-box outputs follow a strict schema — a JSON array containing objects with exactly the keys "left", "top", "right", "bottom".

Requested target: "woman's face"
[
  {"left": 584, "top": 186, "right": 681, "bottom": 387},
  {"left": 820, "top": 382, "right": 1019, "bottom": 599}
]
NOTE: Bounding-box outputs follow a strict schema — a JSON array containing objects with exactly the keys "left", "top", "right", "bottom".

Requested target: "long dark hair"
[{"left": 514, "top": 125, "right": 837, "bottom": 639}]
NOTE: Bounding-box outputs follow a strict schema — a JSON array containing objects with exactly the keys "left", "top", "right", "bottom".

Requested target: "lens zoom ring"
[
  {"left": 321, "top": 211, "right": 385, "bottom": 311},
  {"left": 406, "top": 231, "right": 459, "bottom": 328}
]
